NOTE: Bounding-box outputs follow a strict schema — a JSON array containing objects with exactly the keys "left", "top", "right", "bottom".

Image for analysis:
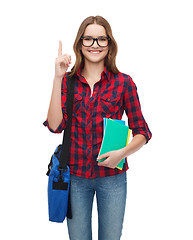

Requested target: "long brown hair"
[{"left": 69, "top": 15, "right": 119, "bottom": 77}]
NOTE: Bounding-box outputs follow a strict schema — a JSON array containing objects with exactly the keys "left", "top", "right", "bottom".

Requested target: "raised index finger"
[{"left": 58, "top": 40, "right": 62, "bottom": 56}]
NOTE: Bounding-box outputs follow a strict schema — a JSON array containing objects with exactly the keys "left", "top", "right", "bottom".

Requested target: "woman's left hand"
[{"left": 97, "top": 149, "right": 124, "bottom": 169}]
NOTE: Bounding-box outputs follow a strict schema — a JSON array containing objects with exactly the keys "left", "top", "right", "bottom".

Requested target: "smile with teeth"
[{"left": 88, "top": 50, "right": 102, "bottom": 54}]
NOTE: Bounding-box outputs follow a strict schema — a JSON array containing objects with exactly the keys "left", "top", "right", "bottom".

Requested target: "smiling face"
[{"left": 81, "top": 24, "right": 109, "bottom": 65}]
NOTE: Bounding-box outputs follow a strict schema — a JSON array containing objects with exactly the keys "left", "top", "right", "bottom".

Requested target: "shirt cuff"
[
  {"left": 43, "top": 118, "right": 66, "bottom": 133},
  {"left": 132, "top": 127, "right": 152, "bottom": 144}
]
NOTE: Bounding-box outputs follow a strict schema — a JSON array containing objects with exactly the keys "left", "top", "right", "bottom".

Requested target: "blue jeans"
[{"left": 67, "top": 171, "right": 127, "bottom": 240}]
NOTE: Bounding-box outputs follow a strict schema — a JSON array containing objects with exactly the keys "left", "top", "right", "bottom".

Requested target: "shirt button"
[{"left": 87, "top": 164, "right": 91, "bottom": 170}]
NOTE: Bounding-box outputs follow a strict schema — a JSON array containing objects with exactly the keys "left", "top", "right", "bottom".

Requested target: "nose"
[{"left": 92, "top": 39, "right": 99, "bottom": 48}]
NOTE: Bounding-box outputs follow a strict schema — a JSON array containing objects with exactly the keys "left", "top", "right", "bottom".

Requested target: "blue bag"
[
  {"left": 47, "top": 145, "right": 71, "bottom": 222},
  {"left": 46, "top": 74, "right": 75, "bottom": 223}
]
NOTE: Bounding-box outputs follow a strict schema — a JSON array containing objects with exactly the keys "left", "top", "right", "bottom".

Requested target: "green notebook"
[{"left": 97, "top": 118, "right": 131, "bottom": 170}]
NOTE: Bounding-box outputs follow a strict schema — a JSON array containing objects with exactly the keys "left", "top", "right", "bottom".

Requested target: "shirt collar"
[
  {"left": 102, "top": 65, "right": 110, "bottom": 80},
  {"left": 76, "top": 64, "right": 110, "bottom": 81}
]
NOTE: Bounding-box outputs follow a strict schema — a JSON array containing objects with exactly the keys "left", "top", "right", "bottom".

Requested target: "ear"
[{"left": 78, "top": 41, "right": 82, "bottom": 51}]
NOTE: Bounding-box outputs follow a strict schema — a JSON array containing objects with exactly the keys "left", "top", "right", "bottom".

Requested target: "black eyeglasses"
[{"left": 81, "top": 36, "right": 110, "bottom": 47}]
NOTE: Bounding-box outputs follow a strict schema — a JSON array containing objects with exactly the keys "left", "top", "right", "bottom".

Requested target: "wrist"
[
  {"left": 119, "top": 146, "right": 130, "bottom": 159},
  {"left": 54, "top": 75, "right": 64, "bottom": 82}
]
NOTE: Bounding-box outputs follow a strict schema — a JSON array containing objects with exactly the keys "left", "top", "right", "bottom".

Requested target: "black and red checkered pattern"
[{"left": 43, "top": 65, "right": 152, "bottom": 178}]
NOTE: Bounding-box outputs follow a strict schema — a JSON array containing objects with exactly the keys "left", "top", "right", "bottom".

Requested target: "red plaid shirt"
[{"left": 43, "top": 65, "right": 152, "bottom": 179}]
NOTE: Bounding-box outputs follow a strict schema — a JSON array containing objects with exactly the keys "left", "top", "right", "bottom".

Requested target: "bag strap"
[{"left": 59, "top": 73, "right": 75, "bottom": 171}]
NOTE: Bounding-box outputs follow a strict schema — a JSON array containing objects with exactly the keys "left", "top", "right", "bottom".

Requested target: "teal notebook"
[
  {"left": 104, "top": 118, "right": 126, "bottom": 164},
  {"left": 97, "top": 118, "right": 131, "bottom": 170}
]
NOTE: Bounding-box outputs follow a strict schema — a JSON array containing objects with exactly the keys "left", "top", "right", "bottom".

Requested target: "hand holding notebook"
[{"left": 97, "top": 148, "right": 125, "bottom": 169}]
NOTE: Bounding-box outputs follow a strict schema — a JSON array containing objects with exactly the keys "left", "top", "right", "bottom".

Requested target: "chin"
[{"left": 84, "top": 54, "right": 108, "bottom": 64}]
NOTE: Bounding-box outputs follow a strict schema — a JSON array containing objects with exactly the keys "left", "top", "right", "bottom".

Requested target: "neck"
[{"left": 81, "top": 60, "right": 105, "bottom": 81}]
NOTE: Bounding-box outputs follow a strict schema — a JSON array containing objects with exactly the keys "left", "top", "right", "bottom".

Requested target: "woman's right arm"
[{"left": 46, "top": 41, "right": 71, "bottom": 131}]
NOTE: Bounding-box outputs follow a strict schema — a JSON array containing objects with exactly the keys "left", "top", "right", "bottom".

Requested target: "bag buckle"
[{"left": 58, "top": 167, "right": 67, "bottom": 182}]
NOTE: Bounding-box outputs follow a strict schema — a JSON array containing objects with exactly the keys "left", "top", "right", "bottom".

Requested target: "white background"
[{"left": 0, "top": 0, "right": 193, "bottom": 239}]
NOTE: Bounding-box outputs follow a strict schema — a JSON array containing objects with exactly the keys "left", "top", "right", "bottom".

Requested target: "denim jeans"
[{"left": 67, "top": 171, "right": 127, "bottom": 240}]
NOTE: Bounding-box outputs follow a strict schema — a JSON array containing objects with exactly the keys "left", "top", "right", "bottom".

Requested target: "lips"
[{"left": 88, "top": 50, "right": 102, "bottom": 54}]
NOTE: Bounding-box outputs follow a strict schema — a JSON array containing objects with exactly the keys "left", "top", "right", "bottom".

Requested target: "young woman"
[{"left": 44, "top": 15, "right": 152, "bottom": 240}]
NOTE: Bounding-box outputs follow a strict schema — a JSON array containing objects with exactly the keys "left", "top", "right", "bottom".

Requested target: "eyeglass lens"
[{"left": 82, "top": 37, "right": 109, "bottom": 47}]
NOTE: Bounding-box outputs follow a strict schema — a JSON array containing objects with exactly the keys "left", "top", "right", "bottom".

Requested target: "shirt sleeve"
[
  {"left": 123, "top": 77, "right": 152, "bottom": 143},
  {"left": 43, "top": 117, "right": 67, "bottom": 133},
  {"left": 43, "top": 73, "right": 68, "bottom": 133}
]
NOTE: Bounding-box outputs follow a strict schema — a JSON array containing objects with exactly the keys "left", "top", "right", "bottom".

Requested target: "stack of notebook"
[{"left": 97, "top": 118, "right": 131, "bottom": 170}]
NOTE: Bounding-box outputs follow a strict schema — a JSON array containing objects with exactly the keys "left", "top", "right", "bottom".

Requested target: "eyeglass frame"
[{"left": 80, "top": 36, "right": 111, "bottom": 47}]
